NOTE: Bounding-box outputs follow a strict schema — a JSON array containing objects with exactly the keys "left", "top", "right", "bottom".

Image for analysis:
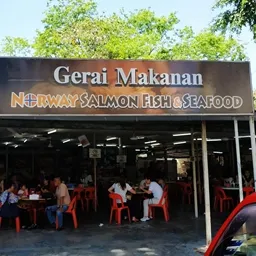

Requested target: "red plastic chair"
[
  {"left": 179, "top": 183, "right": 192, "bottom": 204},
  {"left": 109, "top": 193, "right": 131, "bottom": 225},
  {"left": 148, "top": 191, "right": 170, "bottom": 222},
  {"left": 163, "top": 185, "right": 169, "bottom": 209},
  {"left": 243, "top": 187, "right": 254, "bottom": 197},
  {"left": 214, "top": 186, "right": 234, "bottom": 212},
  {"left": 84, "top": 187, "right": 97, "bottom": 212},
  {"left": 56, "top": 196, "right": 78, "bottom": 229},
  {"left": 0, "top": 216, "right": 20, "bottom": 232},
  {"left": 73, "top": 188, "right": 85, "bottom": 211}
]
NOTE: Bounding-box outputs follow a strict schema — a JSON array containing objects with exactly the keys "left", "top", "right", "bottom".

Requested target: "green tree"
[
  {"left": 168, "top": 27, "right": 246, "bottom": 61},
  {"left": 212, "top": 0, "right": 256, "bottom": 40},
  {"left": 0, "top": 37, "right": 32, "bottom": 57},
  {"left": 0, "top": 0, "right": 247, "bottom": 61},
  {"left": 253, "top": 90, "right": 256, "bottom": 109}
]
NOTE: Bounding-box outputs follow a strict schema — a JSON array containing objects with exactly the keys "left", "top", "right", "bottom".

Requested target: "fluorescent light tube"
[
  {"left": 151, "top": 143, "right": 161, "bottom": 146},
  {"left": 106, "top": 144, "right": 117, "bottom": 147},
  {"left": 106, "top": 137, "right": 117, "bottom": 141},
  {"left": 173, "top": 133, "right": 191, "bottom": 137},
  {"left": 145, "top": 140, "right": 157, "bottom": 144},
  {"left": 173, "top": 141, "right": 186, "bottom": 145},
  {"left": 48, "top": 129, "right": 57, "bottom": 134},
  {"left": 62, "top": 139, "right": 70, "bottom": 143}
]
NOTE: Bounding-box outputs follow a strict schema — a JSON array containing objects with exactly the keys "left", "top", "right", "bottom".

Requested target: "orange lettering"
[
  {"left": 59, "top": 95, "right": 70, "bottom": 108},
  {"left": 11, "top": 92, "right": 24, "bottom": 108},
  {"left": 46, "top": 95, "right": 61, "bottom": 108},
  {"left": 68, "top": 95, "right": 79, "bottom": 107},
  {"left": 37, "top": 95, "right": 47, "bottom": 108}
]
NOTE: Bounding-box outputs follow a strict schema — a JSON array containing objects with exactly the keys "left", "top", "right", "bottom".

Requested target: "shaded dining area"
[{"left": 0, "top": 116, "right": 255, "bottom": 236}]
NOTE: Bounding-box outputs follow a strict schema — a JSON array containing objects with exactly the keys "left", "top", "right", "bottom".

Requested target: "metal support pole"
[
  {"left": 196, "top": 138, "right": 202, "bottom": 204},
  {"left": 118, "top": 137, "right": 122, "bottom": 155},
  {"left": 32, "top": 150, "right": 35, "bottom": 176},
  {"left": 234, "top": 119, "right": 243, "bottom": 202},
  {"left": 118, "top": 137, "right": 123, "bottom": 173},
  {"left": 5, "top": 147, "right": 8, "bottom": 180},
  {"left": 191, "top": 129, "right": 198, "bottom": 218},
  {"left": 249, "top": 116, "right": 256, "bottom": 190},
  {"left": 201, "top": 121, "right": 212, "bottom": 245},
  {"left": 93, "top": 133, "right": 97, "bottom": 212}
]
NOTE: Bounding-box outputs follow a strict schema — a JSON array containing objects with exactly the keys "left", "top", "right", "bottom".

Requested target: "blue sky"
[{"left": 0, "top": 0, "right": 255, "bottom": 87}]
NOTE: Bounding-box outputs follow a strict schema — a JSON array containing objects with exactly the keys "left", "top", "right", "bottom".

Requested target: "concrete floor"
[{"left": 0, "top": 208, "right": 225, "bottom": 256}]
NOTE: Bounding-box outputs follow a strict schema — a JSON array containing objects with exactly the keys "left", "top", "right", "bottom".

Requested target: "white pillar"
[
  {"left": 249, "top": 116, "right": 256, "bottom": 190},
  {"left": 191, "top": 129, "right": 198, "bottom": 218},
  {"left": 201, "top": 121, "right": 212, "bottom": 244},
  {"left": 234, "top": 119, "right": 243, "bottom": 202}
]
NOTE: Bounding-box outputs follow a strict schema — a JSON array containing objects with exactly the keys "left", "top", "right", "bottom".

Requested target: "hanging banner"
[
  {"left": 0, "top": 58, "right": 253, "bottom": 115},
  {"left": 78, "top": 135, "right": 90, "bottom": 147}
]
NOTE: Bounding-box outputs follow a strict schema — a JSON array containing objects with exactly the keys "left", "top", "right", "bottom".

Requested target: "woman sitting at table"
[
  {"left": 0, "top": 181, "right": 32, "bottom": 229},
  {"left": 40, "top": 178, "right": 55, "bottom": 201},
  {"left": 18, "top": 184, "right": 29, "bottom": 198},
  {"left": 108, "top": 178, "right": 140, "bottom": 222},
  {"left": 41, "top": 178, "right": 50, "bottom": 193}
]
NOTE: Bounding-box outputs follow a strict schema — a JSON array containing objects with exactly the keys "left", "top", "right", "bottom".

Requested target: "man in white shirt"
[{"left": 140, "top": 176, "right": 163, "bottom": 222}]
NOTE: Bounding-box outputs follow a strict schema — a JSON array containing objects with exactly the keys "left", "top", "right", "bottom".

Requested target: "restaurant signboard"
[{"left": 0, "top": 58, "right": 253, "bottom": 116}]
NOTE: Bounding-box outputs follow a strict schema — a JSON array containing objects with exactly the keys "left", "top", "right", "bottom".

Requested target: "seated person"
[
  {"left": 81, "top": 172, "right": 93, "bottom": 186},
  {"left": 140, "top": 173, "right": 150, "bottom": 189},
  {"left": 242, "top": 170, "right": 253, "bottom": 187},
  {"left": 0, "top": 181, "right": 32, "bottom": 229},
  {"left": 40, "top": 178, "right": 54, "bottom": 201},
  {"left": 41, "top": 178, "right": 50, "bottom": 193},
  {"left": 140, "top": 176, "right": 163, "bottom": 222},
  {"left": 108, "top": 178, "right": 139, "bottom": 222},
  {"left": 45, "top": 176, "right": 70, "bottom": 231},
  {"left": 18, "top": 184, "right": 29, "bottom": 197},
  {"left": 157, "top": 178, "right": 165, "bottom": 189},
  {"left": 140, "top": 178, "right": 146, "bottom": 188},
  {"left": 0, "top": 175, "right": 4, "bottom": 193}
]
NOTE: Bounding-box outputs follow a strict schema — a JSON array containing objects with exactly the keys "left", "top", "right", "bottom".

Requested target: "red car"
[{"left": 205, "top": 192, "right": 256, "bottom": 255}]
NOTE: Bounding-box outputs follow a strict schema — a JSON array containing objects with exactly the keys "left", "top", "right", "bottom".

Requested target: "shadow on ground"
[
  {"left": 0, "top": 205, "right": 228, "bottom": 256},
  {"left": 0, "top": 191, "right": 232, "bottom": 256}
]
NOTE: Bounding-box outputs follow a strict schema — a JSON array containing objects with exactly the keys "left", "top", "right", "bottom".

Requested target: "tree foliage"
[
  {"left": 0, "top": 37, "right": 32, "bottom": 57},
  {"left": 0, "top": 0, "right": 247, "bottom": 61},
  {"left": 212, "top": 0, "right": 256, "bottom": 40}
]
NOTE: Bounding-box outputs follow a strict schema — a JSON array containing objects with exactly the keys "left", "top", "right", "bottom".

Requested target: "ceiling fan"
[
  {"left": 130, "top": 134, "right": 158, "bottom": 140},
  {"left": 7, "top": 128, "right": 47, "bottom": 141}
]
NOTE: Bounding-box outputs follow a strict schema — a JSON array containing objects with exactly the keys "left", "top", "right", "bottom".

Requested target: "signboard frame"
[
  {"left": 0, "top": 58, "right": 253, "bottom": 116},
  {"left": 89, "top": 148, "right": 101, "bottom": 159}
]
